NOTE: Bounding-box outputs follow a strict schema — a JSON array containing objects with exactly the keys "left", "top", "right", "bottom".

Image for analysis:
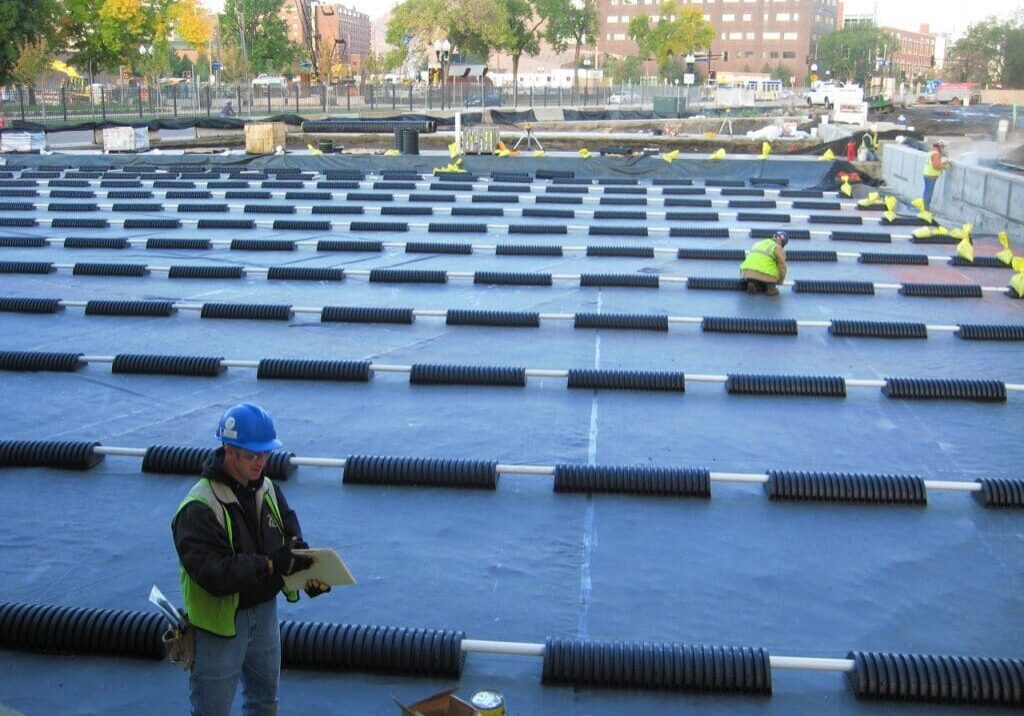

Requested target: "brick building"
[
  {"left": 882, "top": 24, "right": 935, "bottom": 81},
  {"left": 312, "top": 2, "right": 372, "bottom": 75},
  {"left": 597, "top": 0, "right": 840, "bottom": 84}
]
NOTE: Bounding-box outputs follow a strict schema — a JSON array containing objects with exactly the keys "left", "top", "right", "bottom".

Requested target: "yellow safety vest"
[
  {"left": 176, "top": 477, "right": 297, "bottom": 637},
  {"left": 923, "top": 150, "right": 944, "bottom": 178},
  {"left": 740, "top": 239, "right": 779, "bottom": 278}
]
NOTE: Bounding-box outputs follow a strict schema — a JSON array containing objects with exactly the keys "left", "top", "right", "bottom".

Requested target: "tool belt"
[{"left": 162, "top": 621, "right": 196, "bottom": 671}]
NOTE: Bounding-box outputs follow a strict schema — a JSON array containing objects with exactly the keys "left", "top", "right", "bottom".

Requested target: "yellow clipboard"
[{"left": 282, "top": 549, "right": 356, "bottom": 592}]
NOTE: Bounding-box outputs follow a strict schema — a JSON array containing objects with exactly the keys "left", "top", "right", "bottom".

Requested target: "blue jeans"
[
  {"left": 922, "top": 175, "right": 938, "bottom": 209},
  {"left": 190, "top": 599, "right": 280, "bottom": 716}
]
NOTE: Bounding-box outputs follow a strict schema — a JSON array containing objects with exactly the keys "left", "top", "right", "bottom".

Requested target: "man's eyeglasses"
[{"left": 235, "top": 448, "right": 270, "bottom": 463}]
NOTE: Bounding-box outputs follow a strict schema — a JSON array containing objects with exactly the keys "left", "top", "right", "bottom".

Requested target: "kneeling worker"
[
  {"left": 173, "top": 403, "right": 330, "bottom": 716},
  {"left": 740, "top": 230, "right": 788, "bottom": 296}
]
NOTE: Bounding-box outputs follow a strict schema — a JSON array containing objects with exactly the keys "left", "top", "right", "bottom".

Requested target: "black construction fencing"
[{"left": 0, "top": 81, "right": 715, "bottom": 126}]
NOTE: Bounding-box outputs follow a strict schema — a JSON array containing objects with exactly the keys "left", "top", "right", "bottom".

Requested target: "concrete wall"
[{"left": 882, "top": 142, "right": 1024, "bottom": 234}]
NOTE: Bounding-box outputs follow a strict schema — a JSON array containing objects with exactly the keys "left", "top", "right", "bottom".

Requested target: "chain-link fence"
[{"left": 0, "top": 81, "right": 718, "bottom": 125}]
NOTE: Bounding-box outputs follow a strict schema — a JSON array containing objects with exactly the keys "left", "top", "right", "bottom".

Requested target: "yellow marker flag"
[
  {"left": 997, "top": 249, "right": 1014, "bottom": 265},
  {"left": 306, "top": 143, "right": 323, "bottom": 156},
  {"left": 912, "top": 227, "right": 933, "bottom": 239},
  {"left": 911, "top": 197, "right": 925, "bottom": 211},
  {"left": 916, "top": 209, "right": 934, "bottom": 225},
  {"left": 884, "top": 195, "right": 897, "bottom": 212},
  {"left": 383, "top": 149, "right": 400, "bottom": 156},
  {"left": 1013, "top": 256, "right": 1024, "bottom": 272},
  {"left": 1010, "top": 271, "right": 1024, "bottom": 298},
  {"left": 956, "top": 236, "right": 974, "bottom": 262},
  {"left": 578, "top": 148, "right": 592, "bottom": 158},
  {"left": 661, "top": 149, "right": 679, "bottom": 163},
  {"left": 840, "top": 182, "right": 852, "bottom": 197},
  {"left": 883, "top": 211, "right": 897, "bottom": 222},
  {"left": 820, "top": 148, "right": 835, "bottom": 160},
  {"left": 710, "top": 148, "right": 726, "bottom": 161},
  {"left": 950, "top": 223, "right": 973, "bottom": 240},
  {"left": 999, "top": 231, "right": 1010, "bottom": 250},
  {"left": 761, "top": 141, "right": 771, "bottom": 158},
  {"left": 866, "top": 192, "right": 879, "bottom": 202},
  {"left": 532, "top": 150, "right": 545, "bottom": 157},
  {"left": 448, "top": 142, "right": 460, "bottom": 158}
]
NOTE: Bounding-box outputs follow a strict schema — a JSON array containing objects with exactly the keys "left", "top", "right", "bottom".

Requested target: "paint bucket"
[
  {"left": 997, "top": 119, "right": 1009, "bottom": 143},
  {"left": 470, "top": 690, "right": 505, "bottom": 716}
]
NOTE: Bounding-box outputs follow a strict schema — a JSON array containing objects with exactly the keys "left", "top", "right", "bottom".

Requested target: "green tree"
[
  {"left": 220, "top": 0, "right": 304, "bottom": 77},
  {"left": 10, "top": 37, "right": 54, "bottom": 105},
  {"left": 627, "top": 1, "right": 714, "bottom": 81},
  {"left": 495, "top": 0, "right": 543, "bottom": 105},
  {"left": 604, "top": 55, "right": 642, "bottom": 84},
  {"left": 58, "top": 0, "right": 174, "bottom": 75},
  {"left": 535, "top": 0, "right": 598, "bottom": 91},
  {"left": 770, "top": 63, "right": 793, "bottom": 85},
  {"left": 815, "top": 23, "right": 896, "bottom": 85},
  {"left": 951, "top": 12, "right": 1024, "bottom": 88},
  {"left": 386, "top": 0, "right": 509, "bottom": 64},
  {"left": 0, "top": 0, "right": 58, "bottom": 84}
]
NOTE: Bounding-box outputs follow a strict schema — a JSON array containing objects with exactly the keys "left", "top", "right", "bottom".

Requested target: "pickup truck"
[{"left": 806, "top": 83, "right": 863, "bottom": 109}]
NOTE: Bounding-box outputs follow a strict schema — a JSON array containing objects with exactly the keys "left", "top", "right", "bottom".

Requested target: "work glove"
[
  {"left": 304, "top": 580, "right": 332, "bottom": 599},
  {"left": 269, "top": 545, "right": 313, "bottom": 577}
]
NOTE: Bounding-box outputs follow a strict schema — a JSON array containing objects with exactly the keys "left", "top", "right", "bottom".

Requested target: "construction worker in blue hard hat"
[
  {"left": 172, "top": 403, "right": 330, "bottom": 716},
  {"left": 740, "top": 230, "right": 789, "bottom": 296}
]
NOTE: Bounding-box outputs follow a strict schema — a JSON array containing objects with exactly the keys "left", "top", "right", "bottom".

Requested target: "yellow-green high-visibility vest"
[
  {"left": 740, "top": 239, "right": 779, "bottom": 278},
  {"left": 176, "top": 477, "right": 297, "bottom": 637},
  {"left": 923, "top": 150, "right": 943, "bottom": 177}
]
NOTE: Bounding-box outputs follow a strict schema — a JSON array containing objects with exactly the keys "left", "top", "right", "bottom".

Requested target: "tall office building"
[{"left": 597, "top": 0, "right": 840, "bottom": 84}]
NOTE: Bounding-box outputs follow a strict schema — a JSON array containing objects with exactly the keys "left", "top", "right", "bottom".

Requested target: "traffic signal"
[{"left": 709, "top": 70, "right": 717, "bottom": 82}]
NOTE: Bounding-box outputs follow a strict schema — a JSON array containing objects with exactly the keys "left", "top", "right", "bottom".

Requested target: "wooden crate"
[{"left": 244, "top": 122, "right": 287, "bottom": 155}]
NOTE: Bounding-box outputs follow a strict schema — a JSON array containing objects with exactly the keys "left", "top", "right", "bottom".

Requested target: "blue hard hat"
[
  {"left": 774, "top": 230, "right": 789, "bottom": 246},
  {"left": 215, "top": 403, "right": 282, "bottom": 452}
]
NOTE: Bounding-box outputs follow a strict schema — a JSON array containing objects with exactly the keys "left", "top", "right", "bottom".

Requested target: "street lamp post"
[
  {"left": 434, "top": 38, "right": 451, "bottom": 111},
  {"left": 139, "top": 44, "right": 156, "bottom": 115},
  {"left": 583, "top": 57, "right": 591, "bottom": 106}
]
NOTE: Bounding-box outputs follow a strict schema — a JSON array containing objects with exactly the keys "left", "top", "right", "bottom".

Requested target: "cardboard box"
[
  {"left": 394, "top": 689, "right": 479, "bottom": 716},
  {"left": 244, "top": 121, "right": 287, "bottom": 155}
]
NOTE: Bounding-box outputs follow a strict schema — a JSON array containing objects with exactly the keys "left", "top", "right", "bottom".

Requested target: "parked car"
[
  {"left": 465, "top": 91, "right": 504, "bottom": 107},
  {"left": 609, "top": 91, "right": 642, "bottom": 105},
  {"left": 251, "top": 74, "right": 286, "bottom": 88}
]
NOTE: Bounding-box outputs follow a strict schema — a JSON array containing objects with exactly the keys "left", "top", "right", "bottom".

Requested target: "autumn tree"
[
  {"left": 10, "top": 38, "right": 54, "bottom": 104},
  {"left": 170, "top": 0, "right": 215, "bottom": 53}
]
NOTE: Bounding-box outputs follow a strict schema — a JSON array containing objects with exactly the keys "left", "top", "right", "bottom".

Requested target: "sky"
[{"left": 199, "top": 0, "right": 1020, "bottom": 38}]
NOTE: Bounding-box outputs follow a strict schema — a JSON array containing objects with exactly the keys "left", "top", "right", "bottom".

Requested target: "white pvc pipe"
[
  {"left": 290, "top": 456, "right": 348, "bottom": 468},
  {"left": 796, "top": 320, "right": 832, "bottom": 328},
  {"left": 412, "top": 309, "right": 446, "bottom": 317},
  {"left": 79, "top": 355, "right": 115, "bottom": 363},
  {"left": 525, "top": 369, "right": 570, "bottom": 378},
  {"left": 220, "top": 360, "right": 260, "bottom": 368},
  {"left": 460, "top": 639, "right": 546, "bottom": 656},
  {"left": 844, "top": 379, "right": 886, "bottom": 388},
  {"left": 496, "top": 464, "right": 556, "bottom": 476},
  {"left": 923, "top": 480, "right": 982, "bottom": 492},
  {"left": 710, "top": 472, "right": 770, "bottom": 484},
  {"left": 92, "top": 446, "right": 147, "bottom": 457},
  {"left": 1006, "top": 383, "right": 1024, "bottom": 392},
  {"left": 925, "top": 325, "right": 959, "bottom": 332},
  {"left": 666, "top": 316, "right": 703, "bottom": 324},
  {"left": 770, "top": 656, "right": 855, "bottom": 672},
  {"left": 685, "top": 374, "right": 729, "bottom": 383},
  {"left": 369, "top": 364, "right": 412, "bottom": 373}
]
